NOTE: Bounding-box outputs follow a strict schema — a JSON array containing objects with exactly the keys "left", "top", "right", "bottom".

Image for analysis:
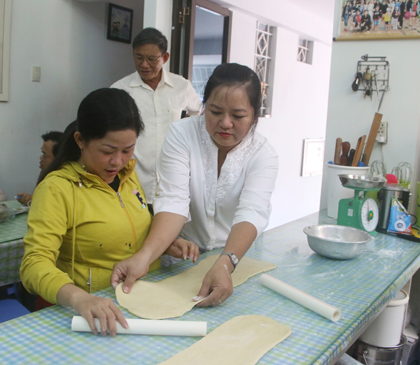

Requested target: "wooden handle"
[
  {"left": 362, "top": 113, "right": 383, "bottom": 165},
  {"left": 352, "top": 135, "right": 366, "bottom": 166},
  {"left": 334, "top": 138, "right": 342, "bottom": 165},
  {"left": 347, "top": 149, "right": 356, "bottom": 166},
  {"left": 340, "top": 141, "right": 350, "bottom": 166}
]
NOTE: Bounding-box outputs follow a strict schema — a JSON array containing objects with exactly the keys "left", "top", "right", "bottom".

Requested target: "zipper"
[
  {"left": 116, "top": 192, "right": 125, "bottom": 208},
  {"left": 87, "top": 268, "right": 91, "bottom": 293},
  {"left": 83, "top": 171, "right": 137, "bottom": 247}
]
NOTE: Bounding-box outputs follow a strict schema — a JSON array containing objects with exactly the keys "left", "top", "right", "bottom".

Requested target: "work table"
[{"left": 1, "top": 211, "right": 420, "bottom": 364}]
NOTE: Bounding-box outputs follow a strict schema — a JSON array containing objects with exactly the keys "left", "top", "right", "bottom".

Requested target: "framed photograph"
[
  {"left": 107, "top": 3, "right": 133, "bottom": 44},
  {"left": 336, "top": 0, "right": 420, "bottom": 41},
  {"left": 0, "top": 0, "right": 12, "bottom": 102},
  {"left": 301, "top": 139, "right": 325, "bottom": 177}
]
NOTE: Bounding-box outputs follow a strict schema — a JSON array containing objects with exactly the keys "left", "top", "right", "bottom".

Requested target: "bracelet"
[{"left": 27, "top": 200, "right": 32, "bottom": 207}]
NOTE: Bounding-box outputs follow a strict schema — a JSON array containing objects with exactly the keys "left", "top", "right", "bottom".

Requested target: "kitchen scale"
[{"left": 337, "top": 175, "right": 386, "bottom": 233}]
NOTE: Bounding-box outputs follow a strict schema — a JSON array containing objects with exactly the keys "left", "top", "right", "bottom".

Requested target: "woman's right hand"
[
  {"left": 57, "top": 283, "right": 128, "bottom": 337},
  {"left": 72, "top": 293, "right": 128, "bottom": 337},
  {"left": 111, "top": 251, "right": 151, "bottom": 294}
]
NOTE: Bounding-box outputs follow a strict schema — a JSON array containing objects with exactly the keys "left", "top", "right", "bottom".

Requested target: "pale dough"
[
  {"left": 115, "top": 255, "right": 275, "bottom": 319},
  {"left": 158, "top": 315, "right": 292, "bottom": 365}
]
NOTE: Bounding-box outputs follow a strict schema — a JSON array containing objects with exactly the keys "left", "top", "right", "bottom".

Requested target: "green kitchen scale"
[{"left": 337, "top": 175, "right": 386, "bottom": 233}]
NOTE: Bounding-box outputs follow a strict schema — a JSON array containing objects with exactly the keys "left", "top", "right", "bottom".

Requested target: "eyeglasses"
[{"left": 134, "top": 54, "right": 163, "bottom": 65}]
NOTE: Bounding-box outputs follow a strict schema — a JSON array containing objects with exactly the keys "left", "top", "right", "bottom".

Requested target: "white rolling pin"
[
  {"left": 71, "top": 316, "right": 207, "bottom": 336},
  {"left": 259, "top": 274, "right": 341, "bottom": 322}
]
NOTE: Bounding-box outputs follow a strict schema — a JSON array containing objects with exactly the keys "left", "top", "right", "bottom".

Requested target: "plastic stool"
[{"left": 0, "top": 299, "right": 30, "bottom": 323}]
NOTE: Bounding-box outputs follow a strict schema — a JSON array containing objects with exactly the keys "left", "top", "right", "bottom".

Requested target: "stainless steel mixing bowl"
[
  {"left": 303, "top": 225, "right": 372, "bottom": 260},
  {"left": 338, "top": 175, "right": 386, "bottom": 190}
]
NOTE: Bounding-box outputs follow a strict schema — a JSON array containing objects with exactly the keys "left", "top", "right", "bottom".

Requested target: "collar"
[
  {"left": 129, "top": 68, "right": 174, "bottom": 89},
  {"left": 67, "top": 159, "right": 136, "bottom": 188}
]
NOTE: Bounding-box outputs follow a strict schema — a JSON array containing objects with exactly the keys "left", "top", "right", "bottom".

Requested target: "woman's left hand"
[
  {"left": 193, "top": 256, "right": 234, "bottom": 307},
  {"left": 164, "top": 238, "right": 200, "bottom": 263}
]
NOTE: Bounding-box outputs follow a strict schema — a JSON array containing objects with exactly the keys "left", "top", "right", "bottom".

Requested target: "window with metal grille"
[
  {"left": 254, "top": 22, "right": 276, "bottom": 118},
  {"left": 297, "top": 39, "right": 314, "bottom": 65}
]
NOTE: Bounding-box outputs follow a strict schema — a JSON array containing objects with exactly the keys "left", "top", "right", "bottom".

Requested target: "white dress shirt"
[
  {"left": 154, "top": 115, "right": 279, "bottom": 252},
  {"left": 111, "top": 69, "right": 202, "bottom": 202}
]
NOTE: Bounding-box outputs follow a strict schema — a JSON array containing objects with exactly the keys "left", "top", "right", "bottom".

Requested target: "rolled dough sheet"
[
  {"left": 158, "top": 315, "right": 292, "bottom": 365},
  {"left": 116, "top": 255, "right": 275, "bottom": 319}
]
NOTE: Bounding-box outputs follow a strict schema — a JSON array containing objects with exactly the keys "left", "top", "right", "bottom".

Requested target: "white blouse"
[{"left": 154, "top": 115, "right": 279, "bottom": 252}]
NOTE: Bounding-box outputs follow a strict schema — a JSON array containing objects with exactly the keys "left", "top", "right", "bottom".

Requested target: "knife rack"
[{"left": 356, "top": 55, "right": 390, "bottom": 93}]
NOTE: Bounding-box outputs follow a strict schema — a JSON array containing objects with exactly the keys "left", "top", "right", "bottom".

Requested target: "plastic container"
[
  {"left": 326, "top": 164, "right": 369, "bottom": 219},
  {"left": 359, "top": 290, "right": 409, "bottom": 348},
  {"left": 0, "top": 204, "right": 15, "bottom": 223},
  {"left": 356, "top": 336, "right": 406, "bottom": 365}
]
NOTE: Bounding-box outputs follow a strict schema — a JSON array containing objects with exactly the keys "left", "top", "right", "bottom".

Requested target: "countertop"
[{"left": 1, "top": 211, "right": 420, "bottom": 364}]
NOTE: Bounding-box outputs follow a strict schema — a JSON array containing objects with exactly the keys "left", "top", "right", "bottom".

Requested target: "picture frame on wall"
[
  {"left": 0, "top": 0, "right": 12, "bottom": 102},
  {"left": 106, "top": 3, "right": 133, "bottom": 44},
  {"left": 336, "top": 0, "right": 420, "bottom": 41}
]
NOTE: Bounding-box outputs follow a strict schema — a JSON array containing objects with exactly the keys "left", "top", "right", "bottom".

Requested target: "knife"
[{"left": 347, "top": 149, "right": 355, "bottom": 166}]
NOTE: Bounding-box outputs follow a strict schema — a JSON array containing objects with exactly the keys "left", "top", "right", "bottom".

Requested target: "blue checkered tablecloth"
[
  {"left": 0, "top": 200, "right": 28, "bottom": 286},
  {"left": 1, "top": 211, "right": 420, "bottom": 365}
]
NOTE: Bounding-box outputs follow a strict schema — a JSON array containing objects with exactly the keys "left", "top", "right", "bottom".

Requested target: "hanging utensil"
[{"left": 352, "top": 72, "right": 363, "bottom": 91}]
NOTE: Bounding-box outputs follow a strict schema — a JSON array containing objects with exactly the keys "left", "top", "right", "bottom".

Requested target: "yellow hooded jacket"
[{"left": 20, "top": 160, "right": 160, "bottom": 304}]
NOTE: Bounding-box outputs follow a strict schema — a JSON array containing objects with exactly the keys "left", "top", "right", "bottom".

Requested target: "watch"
[{"left": 220, "top": 252, "right": 239, "bottom": 272}]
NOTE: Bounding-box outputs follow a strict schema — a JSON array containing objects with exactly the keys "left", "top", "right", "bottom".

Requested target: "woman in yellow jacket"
[{"left": 20, "top": 88, "right": 199, "bottom": 336}]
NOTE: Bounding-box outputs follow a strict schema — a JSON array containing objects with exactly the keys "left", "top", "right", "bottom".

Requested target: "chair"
[{"left": 0, "top": 299, "right": 30, "bottom": 323}]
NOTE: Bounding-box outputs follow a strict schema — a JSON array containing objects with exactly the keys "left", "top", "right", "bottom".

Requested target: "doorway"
[{"left": 171, "top": 0, "right": 232, "bottom": 99}]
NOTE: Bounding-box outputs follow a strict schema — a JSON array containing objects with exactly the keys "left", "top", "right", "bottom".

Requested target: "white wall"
[
  {"left": 224, "top": 0, "right": 335, "bottom": 229},
  {"left": 0, "top": 0, "right": 144, "bottom": 199},
  {"left": 1, "top": 0, "right": 338, "bottom": 231},
  {"left": 320, "top": 0, "right": 420, "bottom": 215},
  {"left": 143, "top": 0, "right": 172, "bottom": 72}
]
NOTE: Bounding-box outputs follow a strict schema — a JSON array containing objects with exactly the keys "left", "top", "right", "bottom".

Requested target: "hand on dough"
[
  {"left": 111, "top": 251, "right": 150, "bottom": 293},
  {"left": 164, "top": 238, "right": 200, "bottom": 262},
  {"left": 193, "top": 256, "right": 234, "bottom": 307}
]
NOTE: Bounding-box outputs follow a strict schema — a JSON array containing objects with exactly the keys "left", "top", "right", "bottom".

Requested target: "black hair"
[
  {"left": 41, "top": 131, "right": 63, "bottom": 144},
  {"left": 203, "top": 63, "right": 262, "bottom": 122},
  {"left": 38, "top": 88, "right": 143, "bottom": 184},
  {"left": 132, "top": 27, "right": 168, "bottom": 53}
]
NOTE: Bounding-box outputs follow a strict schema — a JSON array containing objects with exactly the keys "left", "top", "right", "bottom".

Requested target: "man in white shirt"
[{"left": 111, "top": 28, "right": 202, "bottom": 204}]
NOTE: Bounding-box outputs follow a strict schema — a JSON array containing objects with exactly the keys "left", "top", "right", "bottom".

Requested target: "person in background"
[
  {"left": 16, "top": 131, "right": 63, "bottom": 206},
  {"left": 111, "top": 27, "right": 202, "bottom": 205},
  {"left": 361, "top": 9, "right": 373, "bottom": 30},
  {"left": 373, "top": 4, "right": 383, "bottom": 29},
  {"left": 111, "top": 63, "right": 279, "bottom": 308},
  {"left": 354, "top": 9, "right": 363, "bottom": 30},
  {"left": 20, "top": 88, "right": 198, "bottom": 336},
  {"left": 398, "top": 0, "right": 405, "bottom": 27},
  {"left": 392, "top": 6, "right": 401, "bottom": 28},
  {"left": 342, "top": 1, "right": 352, "bottom": 31}
]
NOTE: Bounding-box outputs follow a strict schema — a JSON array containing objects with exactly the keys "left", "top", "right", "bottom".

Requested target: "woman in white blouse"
[{"left": 112, "top": 63, "right": 279, "bottom": 307}]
